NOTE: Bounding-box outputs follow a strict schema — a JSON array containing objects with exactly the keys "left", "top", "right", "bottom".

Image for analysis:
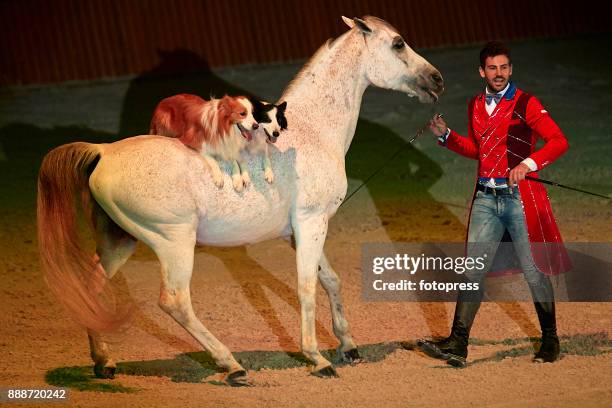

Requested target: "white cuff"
[
  {"left": 438, "top": 128, "right": 451, "bottom": 144},
  {"left": 521, "top": 157, "right": 538, "bottom": 172}
]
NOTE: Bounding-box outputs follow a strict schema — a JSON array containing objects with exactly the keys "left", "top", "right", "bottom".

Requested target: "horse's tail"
[{"left": 37, "top": 142, "right": 131, "bottom": 333}]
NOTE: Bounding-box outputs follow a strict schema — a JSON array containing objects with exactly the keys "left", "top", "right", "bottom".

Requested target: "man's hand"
[
  {"left": 509, "top": 163, "right": 531, "bottom": 186},
  {"left": 428, "top": 114, "right": 448, "bottom": 137}
]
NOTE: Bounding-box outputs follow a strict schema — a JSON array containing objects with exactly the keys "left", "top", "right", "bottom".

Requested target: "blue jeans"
[{"left": 465, "top": 188, "right": 554, "bottom": 302}]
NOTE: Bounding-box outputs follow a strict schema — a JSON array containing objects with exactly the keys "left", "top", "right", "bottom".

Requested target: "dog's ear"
[
  {"left": 277, "top": 101, "right": 287, "bottom": 112},
  {"left": 217, "top": 95, "right": 244, "bottom": 119},
  {"left": 249, "top": 97, "right": 263, "bottom": 111},
  {"left": 262, "top": 103, "right": 275, "bottom": 112},
  {"left": 218, "top": 95, "right": 231, "bottom": 111},
  {"left": 276, "top": 106, "right": 288, "bottom": 130},
  {"left": 251, "top": 100, "right": 272, "bottom": 123},
  {"left": 217, "top": 95, "right": 236, "bottom": 119}
]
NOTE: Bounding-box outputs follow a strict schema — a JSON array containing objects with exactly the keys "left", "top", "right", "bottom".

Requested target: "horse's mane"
[
  {"left": 280, "top": 16, "right": 398, "bottom": 101},
  {"left": 361, "top": 15, "right": 399, "bottom": 34},
  {"left": 280, "top": 38, "right": 335, "bottom": 99}
]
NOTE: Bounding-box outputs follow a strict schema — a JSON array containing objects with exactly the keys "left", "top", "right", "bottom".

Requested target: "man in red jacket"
[{"left": 418, "top": 41, "right": 569, "bottom": 367}]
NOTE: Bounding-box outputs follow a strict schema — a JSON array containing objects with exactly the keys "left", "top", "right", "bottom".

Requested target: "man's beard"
[{"left": 487, "top": 76, "right": 508, "bottom": 92}]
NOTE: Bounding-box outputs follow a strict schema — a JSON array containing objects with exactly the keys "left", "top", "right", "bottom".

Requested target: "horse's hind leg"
[
  {"left": 88, "top": 205, "right": 137, "bottom": 378},
  {"left": 153, "top": 228, "right": 249, "bottom": 386},
  {"left": 318, "top": 253, "right": 360, "bottom": 363}
]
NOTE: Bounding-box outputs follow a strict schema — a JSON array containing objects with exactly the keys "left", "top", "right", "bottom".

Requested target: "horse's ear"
[
  {"left": 342, "top": 16, "right": 354, "bottom": 29},
  {"left": 353, "top": 17, "right": 372, "bottom": 34}
]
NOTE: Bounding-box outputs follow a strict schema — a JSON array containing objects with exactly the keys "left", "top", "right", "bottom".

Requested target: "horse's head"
[{"left": 343, "top": 16, "right": 444, "bottom": 103}]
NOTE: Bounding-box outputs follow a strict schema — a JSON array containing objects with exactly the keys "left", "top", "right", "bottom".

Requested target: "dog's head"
[
  {"left": 218, "top": 95, "right": 258, "bottom": 141},
  {"left": 250, "top": 99, "right": 288, "bottom": 144}
]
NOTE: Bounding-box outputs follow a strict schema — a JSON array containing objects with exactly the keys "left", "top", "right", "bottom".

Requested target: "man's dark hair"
[{"left": 479, "top": 41, "right": 511, "bottom": 68}]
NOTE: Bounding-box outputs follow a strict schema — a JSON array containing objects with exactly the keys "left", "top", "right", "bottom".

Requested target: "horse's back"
[
  {"left": 90, "top": 136, "right": 205, "bottom": 237},
  {"left": 90, "top": 135, "right": 295, "bottom": 247}
]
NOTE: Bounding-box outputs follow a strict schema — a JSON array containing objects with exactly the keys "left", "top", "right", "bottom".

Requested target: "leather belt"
[{"left": 476, "top": 184, "right": 514, "bottom": 196}]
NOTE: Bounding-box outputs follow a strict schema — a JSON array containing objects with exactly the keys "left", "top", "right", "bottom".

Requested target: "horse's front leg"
[
  {"left": 318, "top": 252, "right": 360, "bottom": 363},
  {"left": 293, "top": 213, "right": 338, "bottom": 377}
]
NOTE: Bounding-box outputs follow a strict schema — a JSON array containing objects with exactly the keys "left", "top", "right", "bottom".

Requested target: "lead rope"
[{"left": 340, "top": 120, "right": 431, "bottom": 208}]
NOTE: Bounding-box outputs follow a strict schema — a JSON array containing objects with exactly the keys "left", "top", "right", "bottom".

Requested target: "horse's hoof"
[
  {"left": 311, "top": 365, "right": 339, "bottom": 378},
  {"left": 341, "top": 348, "right": 362, "bottom": 364},
  {"left": 226, "top": 370, "right": 252, "bottom": 387},
  {"left": 93, "top": 364, "right": 116, "bottom": 379}
]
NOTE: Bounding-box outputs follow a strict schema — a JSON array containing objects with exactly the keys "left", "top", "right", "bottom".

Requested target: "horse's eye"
[
  {"left": 392, "top": 38, "right": 405, "bottom": 50},
  {"left": 240, "top": 111, "right": 247, "bottom": 117}
]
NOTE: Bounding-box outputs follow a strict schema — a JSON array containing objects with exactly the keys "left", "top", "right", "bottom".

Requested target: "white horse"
[{"left": 37, "top": 16, "right": 443, "bottom": 385}]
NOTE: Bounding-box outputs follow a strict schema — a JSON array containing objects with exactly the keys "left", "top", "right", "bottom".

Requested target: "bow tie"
[{"left": 485, "top": 93, "right": 503, "bottom": 104}]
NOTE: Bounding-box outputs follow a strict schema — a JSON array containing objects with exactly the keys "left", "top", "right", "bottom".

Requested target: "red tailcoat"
[{"left": 440, "top": 83, "right": 571, "bottom": 275}]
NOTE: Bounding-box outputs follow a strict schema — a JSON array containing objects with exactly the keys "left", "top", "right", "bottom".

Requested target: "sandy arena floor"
[{"left": 1, "top": 36, "right": 612, "bottom": 407}]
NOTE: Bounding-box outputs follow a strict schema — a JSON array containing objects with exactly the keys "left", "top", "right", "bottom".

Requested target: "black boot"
[
  {"left": 417, "top": 292, "right": 482, "bottom": 368},
  {"left": 533, "top": 301, "right": 560, "bottom": 363}
]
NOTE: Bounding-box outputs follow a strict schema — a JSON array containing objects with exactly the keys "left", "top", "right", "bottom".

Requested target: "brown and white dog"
[{"left": 149, "top": 93, "right": 258, "bottom": 191}]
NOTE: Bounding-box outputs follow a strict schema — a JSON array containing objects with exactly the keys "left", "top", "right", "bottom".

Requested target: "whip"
[
  {"left": 340, "top": 116, "right": 434, "bottom": 207},
  {"left": 341, "top": 114, "right": 610, "bottom": 207},
  {"left": 525, "top": 176, "right": 610, "bottom": 200}
]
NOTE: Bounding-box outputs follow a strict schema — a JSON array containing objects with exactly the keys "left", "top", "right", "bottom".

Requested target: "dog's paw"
[
  {"left": 212, "top": 171, "right": 224, "bottom": 188},
  {"left": 264, "top": 169, "right": 275, "bottom": 184},
  {"left": 232, "top": 174, "right": 244, "bottom": 192},
  {"left": 241, "top": 172, "right": 251, "bottom": 188}
]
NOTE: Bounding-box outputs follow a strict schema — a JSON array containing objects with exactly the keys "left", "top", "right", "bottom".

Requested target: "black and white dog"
[{"left": 242, "top": 99, "right": 288, "bottom": 184}]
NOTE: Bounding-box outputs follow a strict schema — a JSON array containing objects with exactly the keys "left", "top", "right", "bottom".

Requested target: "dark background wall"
[{"left": 1, "top": 0, "right": 609, "bottom": 85}]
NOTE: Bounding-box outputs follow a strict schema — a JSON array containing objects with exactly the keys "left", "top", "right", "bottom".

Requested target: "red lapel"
[
  {"left": 472, "top": 94, "right": 488, "bottom": 139},
  {"left": 475, "top": 95, "right": 517, "bottom": 144}
]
